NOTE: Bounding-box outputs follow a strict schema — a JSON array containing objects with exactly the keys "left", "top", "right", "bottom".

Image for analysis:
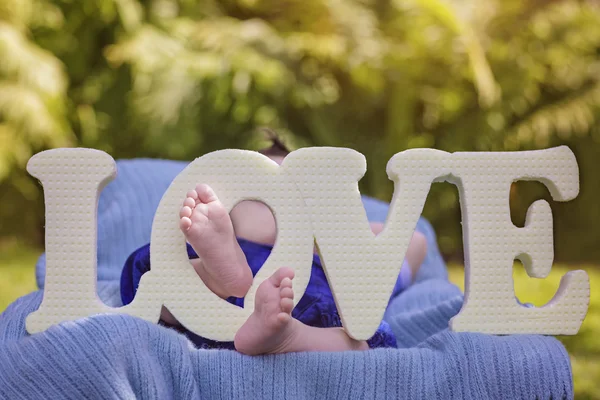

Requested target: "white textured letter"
[
  {"left": 129, "top": 150, "right": 315, "bottom": 341},
  {"left": 26, "top": 148, "right": 119, "bottom": 334},
  {"left": 284, "top": 147, "right": 437, "bottom": 340},
  {"left": 448, "top": 146, "right": 589, "bottom": 334}
]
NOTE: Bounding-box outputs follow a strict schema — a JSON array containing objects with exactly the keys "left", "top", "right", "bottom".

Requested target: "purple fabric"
[{"left": 121, "top": 238, "right": 413, "bottom": 349}]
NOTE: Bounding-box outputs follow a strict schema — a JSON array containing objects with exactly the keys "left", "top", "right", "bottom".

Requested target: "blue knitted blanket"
[{"left": 0, "top": 159, "right": 574, "bottom": 399}]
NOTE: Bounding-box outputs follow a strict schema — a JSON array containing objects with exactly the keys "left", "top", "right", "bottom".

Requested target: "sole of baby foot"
[
  {"left": 234, "top": 267, "right": 301, "bottom": 355},
  {"left": 179, "top": 183, "right": 253, "bottom": 298}
]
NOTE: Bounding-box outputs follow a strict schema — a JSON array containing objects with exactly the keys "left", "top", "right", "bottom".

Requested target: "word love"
[{"left": 26, "top": 147, "right": 590, "bottom": 341}]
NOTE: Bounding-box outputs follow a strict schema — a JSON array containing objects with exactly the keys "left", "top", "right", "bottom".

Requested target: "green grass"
[{"left": 0, "top": 245, "right": 598, "bottom": 398}]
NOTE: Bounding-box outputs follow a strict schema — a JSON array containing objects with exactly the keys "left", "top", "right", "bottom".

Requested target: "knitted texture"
[
  {"left": 0, "top": 158, "right": 572, "bottom": 399},
  {"left": 0, "top": 281, "right": 573, "bottom": 399}
]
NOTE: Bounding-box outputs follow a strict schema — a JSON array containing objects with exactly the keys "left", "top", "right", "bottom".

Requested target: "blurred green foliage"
[
  {"left": 1, "top": 0, "right": 600, "bottom": 262},
  {"left": 0, "top": 243, "right": 39, "bottom": 312}
]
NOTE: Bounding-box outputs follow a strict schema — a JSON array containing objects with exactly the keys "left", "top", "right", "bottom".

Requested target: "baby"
[{"left": 121, "top": 135, "right": 427, "bottom": 355}]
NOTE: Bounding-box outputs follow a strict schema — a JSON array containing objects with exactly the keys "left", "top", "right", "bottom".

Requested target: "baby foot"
[
  {"left": 180, "top": 184, "right": 253, "bottom": 298},
  {"left": 234, "top": 267, "right": 299, "bottom": 355}
]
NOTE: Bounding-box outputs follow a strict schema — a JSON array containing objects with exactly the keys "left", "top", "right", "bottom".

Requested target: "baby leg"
[
  {"left": 370, "top": 222, "right": 427, "bottom": 281},
  {"left": 405, "top": 231, "right": 427, "bottom": 279},
  {"left": 234, "top": 268, "right": 368, "bottom": 355}
]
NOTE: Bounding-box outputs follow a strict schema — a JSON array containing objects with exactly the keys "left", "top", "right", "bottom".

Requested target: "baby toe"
[
  {"left": 186, "top": 189, "right": 199, "bottom": 201},
  {"left": 280, "top": 277, "right": 293, "bottom": 290},
  {"left": 180, "top": 217, "right": 192, "bottom": 231},
  {"left": 195, "top": 184, "right": 218, "bottom": 203},
  {"left": 270, "top": 268, "right": 295, "bottom": 287},
  {"left": 280, "top": 286, "right": 293, "bottom": 299},
  {"left": 180, "top": 206, "right": 192, "bottom": 219},
  {"left": 280, "top": 297, "right": 294, "bottom": 313},
  {"left": 183, "top": 197, "right": 196, "bottom": 209},
  {"left": 277, "top": 312, "right": 291, "bottom": 323}
]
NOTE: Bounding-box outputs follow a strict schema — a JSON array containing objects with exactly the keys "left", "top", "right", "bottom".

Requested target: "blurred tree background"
[
  {"left": 1, "top": 0, "right": 600, "bottom": 397},
  {"left": 1, "top": 0, "right": 600, "bottom": 263}
]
